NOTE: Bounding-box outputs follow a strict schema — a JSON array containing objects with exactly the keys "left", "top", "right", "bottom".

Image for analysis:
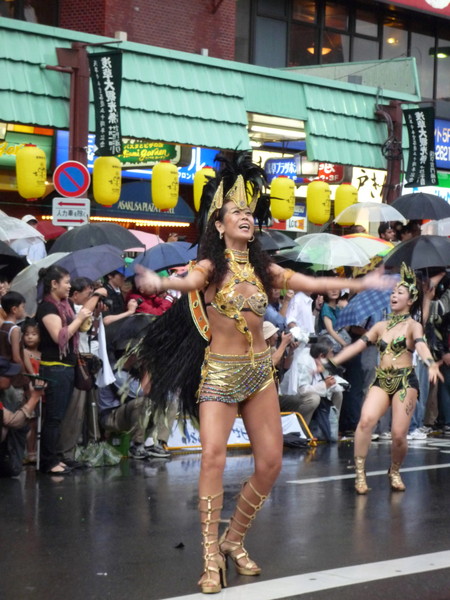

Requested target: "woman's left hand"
[{"left": 428, "top": 363, "right": 444, "bottom": 385}]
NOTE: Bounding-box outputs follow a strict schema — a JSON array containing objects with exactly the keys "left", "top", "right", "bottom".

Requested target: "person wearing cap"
[
  {"left": 263, "top": 321, "right": 293, "bottom": 372},
  {"left": 9, "top": 215, "right": 47, "bottom": 263},
  {"left": 0, "top": 357, "right": 46, "bottom": 476}
]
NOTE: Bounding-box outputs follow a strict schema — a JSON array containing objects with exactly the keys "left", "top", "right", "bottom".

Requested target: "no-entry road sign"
[
  {"left": 53, "top": 161, "right": 91, "bottom": 197},
  {"left": 52, "top": 197, "right": 90, "bottom": 226}
]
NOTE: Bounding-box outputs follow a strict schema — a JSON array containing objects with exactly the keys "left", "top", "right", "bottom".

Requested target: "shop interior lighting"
[
  {"left": 307, "top": 45, "right": 332, "bottom": 55},
  {"left": 251, "top": 125, "right": 306, "bottom": 139},
  {"left": 41, "top": 215, "right": 190, "bottom": 228},
  {"left": 429, "top": 46, "right": 450, "bottom": 58}
]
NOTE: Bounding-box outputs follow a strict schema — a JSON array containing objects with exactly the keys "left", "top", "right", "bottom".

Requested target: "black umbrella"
[
  {"left": 0, "top": 241, "right": 27, "bottom": 281},
  {"left": 392, "top": 193, "right": 450, "bottom": 220},
  {"left": 49, "top": 223, "right": 144, "bottom": 253},
  {"left": 384, "top": 235, "right": 450, "bottom": 270},
  {"left": 255, "top": 230, "right": 296, "bottom": 252}
]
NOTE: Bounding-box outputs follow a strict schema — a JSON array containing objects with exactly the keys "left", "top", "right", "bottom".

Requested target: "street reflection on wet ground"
[{"left": 2, "top": 438, "right": 450, "bottom": 600}]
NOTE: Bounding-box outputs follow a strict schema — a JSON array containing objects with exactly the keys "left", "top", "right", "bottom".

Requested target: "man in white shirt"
[
  {"left": 279, "top": 336, "right": 343, "bottom": 425},
  {"left": 285, "top": 290, "right": 316, "bottom": 335}
]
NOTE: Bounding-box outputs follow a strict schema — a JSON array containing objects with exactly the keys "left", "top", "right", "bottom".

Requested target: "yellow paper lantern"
[
  {"left": 93, "top": 156, "right": 122, "bottom": 206},
  {"left": 193, "top": 166, "right": 215, "bottom": 211},
  {"left": 16, "top": 144, "right": 47, "bottom": 199},
  {"left": 306, "top": 180, "right": 331, "bottom": 225},
  {"left": 152, "top": 160, "right": 179, "bottom": 210},
  {"left": 270, "top": 176, "right": 295, "bottom": 220},
  {"left": 334, "top": 183, "right": 358, "bottom": 226}
]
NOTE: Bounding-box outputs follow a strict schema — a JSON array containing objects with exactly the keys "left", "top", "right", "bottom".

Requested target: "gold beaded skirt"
[
  {"left": 197, "top": 347, "right": 274, "bottom": 404},
  {"left": 371, "top": 366, "right": 419, "bottom": 402}
]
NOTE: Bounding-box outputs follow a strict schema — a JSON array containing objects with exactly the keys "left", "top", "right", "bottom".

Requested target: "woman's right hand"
[{"left": 135, "top": 265, "right": 163, "bottom": 294}]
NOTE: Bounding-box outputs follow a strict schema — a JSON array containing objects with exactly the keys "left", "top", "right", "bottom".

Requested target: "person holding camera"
[
  {"left": 0, "top": 357, "right": 47, "bottom": 477},
  {"left": 279, "top": 335, "right": 343, "bottom": 427},
  {"left": 103, "top": 270, "right": 138, "bottom": 325}
]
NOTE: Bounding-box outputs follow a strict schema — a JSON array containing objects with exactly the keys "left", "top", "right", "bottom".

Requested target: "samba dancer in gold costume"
[
  {"left": 330, "top": 264, "right": 443, "bottom": 495},
  {"left": 135, "top": 152, "right": 393, "bottom": 594}
]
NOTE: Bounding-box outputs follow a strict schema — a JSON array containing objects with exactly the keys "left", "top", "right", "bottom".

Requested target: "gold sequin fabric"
[{"left": 197, "top": 347, "right": 274, "bottom": 404}]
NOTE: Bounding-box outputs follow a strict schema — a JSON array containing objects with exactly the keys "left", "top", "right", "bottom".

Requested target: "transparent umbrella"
[
  {"left": 278, "top": 233, "right": 371, "bottom": 270},
  {"left": 0, "top": 210, "right": 45, "bottom": 243},
  {"left": 334, "top": 202, "right": 406, "bottom": 225},
  {"left": 342, "top": 233, "right": 394, "bottom": 257}
]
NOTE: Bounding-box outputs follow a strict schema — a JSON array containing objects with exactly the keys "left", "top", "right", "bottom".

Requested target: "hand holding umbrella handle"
[{"left": 135, "top": 265, "right": 164, "bottom": 294}]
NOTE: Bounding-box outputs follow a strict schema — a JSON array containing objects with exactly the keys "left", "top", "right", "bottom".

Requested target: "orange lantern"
[
  {"left": 270, "top": 176, "right": 295, "bottom": 221},
  {"left": 93, "top": 156, "right": 122, "bottom": 206},
  {"left": 16, "top": 144, "right": 47, "bottom": 199},
  {"left": 152, "top": 160, "right": 179, "bottom": 210},
  {"left": 334, "top": 183, "right": 358, "bottom": 225},
  {"left": 193, "top": 166, "right": 215, "bottom": 211},
  {"left": 306, "top": 180, "right": 331, "bottom": 224}
]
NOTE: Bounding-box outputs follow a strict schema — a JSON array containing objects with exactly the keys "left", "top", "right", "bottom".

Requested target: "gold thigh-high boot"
[
  {"left": 198, "top": 492, "right": 227, "bottom": 594},
  {"left": 388, "top": 461, "right": 406, "bottom": 492},
  {"left": 354, "top": 456, "right": 369, "bottom": 494},
  {"left": 219, "top": 480, "right": 267, "bottom": 576}
]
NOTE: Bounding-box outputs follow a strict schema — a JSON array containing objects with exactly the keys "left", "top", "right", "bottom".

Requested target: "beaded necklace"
[{"left": 386, "top": 312, "right": 410, "bottom": 330}]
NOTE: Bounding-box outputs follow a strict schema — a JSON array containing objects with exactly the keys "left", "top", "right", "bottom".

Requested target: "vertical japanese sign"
[
  {"left": 88, "top": 50, "right": 123, "bottom": 156},
  {"left": 404, "top": 106, "right": 437, "bottom": 188}
]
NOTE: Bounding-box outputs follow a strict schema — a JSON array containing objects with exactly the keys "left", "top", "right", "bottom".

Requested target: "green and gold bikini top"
[
  {"left": 378, "top": 313, "right": 413, "bottom": 361},
  {"left": 207, "top": 248, "right": 268, "bottom": 364}
]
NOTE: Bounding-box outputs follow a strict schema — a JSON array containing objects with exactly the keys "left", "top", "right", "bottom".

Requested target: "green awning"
[{"left": 0, "top": 19, "right": 421, "bottom": 169}]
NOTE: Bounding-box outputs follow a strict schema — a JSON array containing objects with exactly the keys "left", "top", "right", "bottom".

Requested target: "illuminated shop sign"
[{"left": 435, "top": 119, "right": 450, "bottom": 170}]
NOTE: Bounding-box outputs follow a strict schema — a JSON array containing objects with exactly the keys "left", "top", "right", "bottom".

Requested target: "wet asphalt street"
[{"left": 2, "top": 437, "right": 450, "bottom": 600}]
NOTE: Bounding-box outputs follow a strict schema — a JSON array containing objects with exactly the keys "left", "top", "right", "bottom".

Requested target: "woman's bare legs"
[
  {"left": 198, "top": 401, "right": 238, "bottom": 591},
  {"left": 389, "top": 388, "right": 417, "bottom": 491},
  {"left": 354, "top": 387, "right": 390, "bottom": 493},
  {"left": 219, "top": 383, "right": 283, "bottom": 574}
]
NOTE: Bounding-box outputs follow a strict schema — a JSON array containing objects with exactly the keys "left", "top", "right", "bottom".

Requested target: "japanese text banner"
[
  {"left": 88, "top": 50, "right": 123, "bottom": 156},
  {"left": 404, "top": 106, "right": 437, "bottom": 188}
]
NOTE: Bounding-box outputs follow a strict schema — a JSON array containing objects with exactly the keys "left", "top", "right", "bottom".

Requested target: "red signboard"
[{"left": 378, "top": 1, "right": 450, "bottom": 18}]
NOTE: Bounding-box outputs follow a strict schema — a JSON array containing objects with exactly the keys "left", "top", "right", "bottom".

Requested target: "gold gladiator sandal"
[
  {"left": 198, "top": 492, "right": 227, "bottom": 594},
  {"left": 388, "top": 462, "right": 406, "bottom": 492},
  {"left": 219, "top": 480, "right": 267, "bottom": 576},
  {"left": 354, "top": 456, "right": 369, "bottom": 495}
]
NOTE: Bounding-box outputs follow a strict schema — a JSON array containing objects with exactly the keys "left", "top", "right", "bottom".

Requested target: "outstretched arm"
[
  {"left": 135, "top": 260, "right": 211, "bottom": 295},
  {"left": 331, "top": 322, "right": 382, "bottom": 366},
  {"left": 270, "top": 263, "right": 393, "bottom": 296}
]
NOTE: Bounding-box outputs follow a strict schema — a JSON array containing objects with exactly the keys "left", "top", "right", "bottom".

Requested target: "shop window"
[
  {"left": 411, "top": 30, "right": 435, "bottom": 100},
  {"left": 436, "top": 32, "right": 450, "bottom": 100},
  {"left": 353, "top": 37, "right": 379, "bottom": 62},
  {"left": 325, "top": 1, "right": 348, "bottom": 32},
  {"left": 257, "top": 0, "right": 287, "bottom": 18},
  {"left": 235, "top": 0, "right": 251, "bottom": 63},
  {"left": 355, "top": 7, "right": 378, "bottom": 38},
  {"left": 382, "top": 17, "right": 408, "bottom": 60},
  {"left": 254, "top": 16, "right": 287, "bottom": 67},
  {"left": 292, "top": 0, "right": 317, "bottom": 24},
  {"left": 289, "top": 22, "right": 319, "bottom": 66},
  {"left": 321, "top": 31, "right": 349, "bottom": 64}
]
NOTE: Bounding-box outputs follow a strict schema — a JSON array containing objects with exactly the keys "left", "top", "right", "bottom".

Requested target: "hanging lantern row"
[
  {"left": 270, "top": 175, "right": 295, "bottom": 221},
  {"left": 306, "top": 180, "right": 331, "bottom": 225},
  {"left": 334, "top": 183, "right": 358, "bottom": 225},
  {"left": 16, "top": 144, "right": 47, "bottom": 199},
  {"left": 93, "top": 156, "right": 122, "bottom": 206},
  {"left": 152, "top": 160, "right": 179, "bottom": 210}
]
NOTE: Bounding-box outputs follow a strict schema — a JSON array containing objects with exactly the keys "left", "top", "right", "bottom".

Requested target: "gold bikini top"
[{"left": 208, "top": 248, "right": 268, "bottom": 364}]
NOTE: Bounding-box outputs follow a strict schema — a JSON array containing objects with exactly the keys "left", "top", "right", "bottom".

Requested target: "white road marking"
[
  {"left": 286, "top": 462, "right": 450, "bottom": 484},
  {"left": 161, "top": 550, "right": 450, "bottom": 600}
]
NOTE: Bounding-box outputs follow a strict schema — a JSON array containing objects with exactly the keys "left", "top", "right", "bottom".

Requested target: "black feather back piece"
[{"left": 134, "top": 293, "right": 207, "bottom": 422}]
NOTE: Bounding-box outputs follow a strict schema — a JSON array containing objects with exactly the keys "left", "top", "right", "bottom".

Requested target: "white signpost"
[{"left": 52, "top": 197, "right": 90, "bottom": 227}]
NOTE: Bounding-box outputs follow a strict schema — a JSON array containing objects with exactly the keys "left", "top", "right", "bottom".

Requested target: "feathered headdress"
[
  {"left": 197, "top": 151, "right": 270, "bottom": 233},
  {"left": 399, "top": 262, "right": 418, "bottom": 301}
]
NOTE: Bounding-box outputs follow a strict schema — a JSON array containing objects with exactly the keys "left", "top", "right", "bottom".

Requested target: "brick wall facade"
[{"left": 59, "top": 0, "right": 236, "bottom": 60}]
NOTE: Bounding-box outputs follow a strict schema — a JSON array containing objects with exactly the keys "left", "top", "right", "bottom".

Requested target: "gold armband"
[
  {"left": 189, "top": 261, "right": 209, "bottom": 287},
  {"left": 283, "top": 268, "right": 296, "bottom": 288}
]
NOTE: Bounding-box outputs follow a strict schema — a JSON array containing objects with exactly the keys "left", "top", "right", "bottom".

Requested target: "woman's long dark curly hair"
[{"left": 198, "top": 207, "right": 275, "bottom": 295}]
